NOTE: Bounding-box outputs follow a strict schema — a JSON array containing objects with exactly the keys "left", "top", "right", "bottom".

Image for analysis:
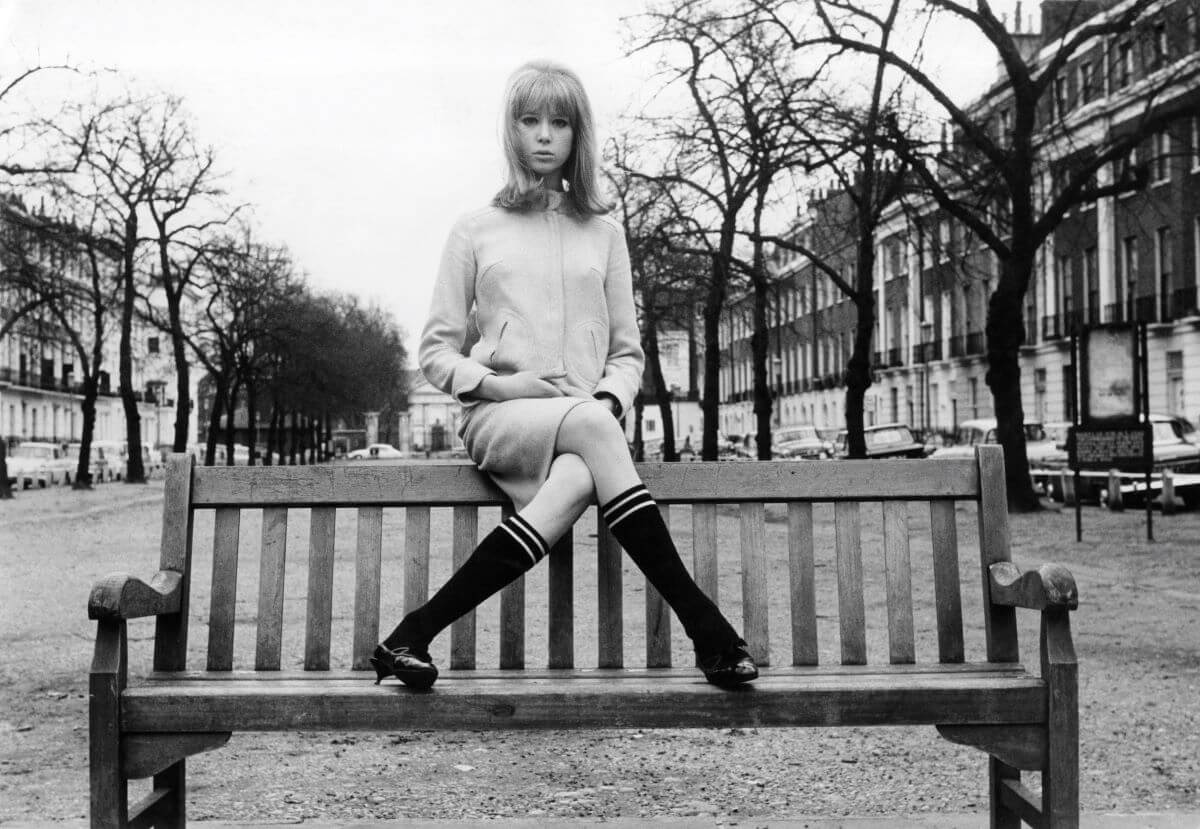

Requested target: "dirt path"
[{"left": 1, "top": 482, "right": 1197, "bottom": 822}]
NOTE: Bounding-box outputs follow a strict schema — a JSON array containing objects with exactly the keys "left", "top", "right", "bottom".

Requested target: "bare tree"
[
  {"left": 793, "top": 0, "right": 1200, "bottom": 508},
  {"left": 623, "top": 0, "right": 816, "bottom": 459}
]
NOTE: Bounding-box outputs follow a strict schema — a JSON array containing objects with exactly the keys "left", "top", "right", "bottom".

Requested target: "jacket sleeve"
[
  {"left": 592, "top": 223, "right": 645, "bottom": 416},
  {"left": 418, "top": 217, "right": 495, "bottom": 402}
]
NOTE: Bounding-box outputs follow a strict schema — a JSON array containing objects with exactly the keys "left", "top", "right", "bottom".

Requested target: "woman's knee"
[
  {"left": 547, "top": 452, "right": 595, "bottom": 508},
  {"left": 558, "top": 401, "right": 626, "bottom": 452}
]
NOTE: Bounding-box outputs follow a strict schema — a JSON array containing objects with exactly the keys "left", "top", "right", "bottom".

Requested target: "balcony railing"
[
  {"left": 948, "top": 335, "right": 966, "bottom": 358},
  {"left": 886, "top": 347, "right": 903, "bottom": 367},
  {"left": 966, "top": 332, "right": 985, "bottom": 355},
  {"left": 912, "top": 340, "right": 943, "bottom": 363}
]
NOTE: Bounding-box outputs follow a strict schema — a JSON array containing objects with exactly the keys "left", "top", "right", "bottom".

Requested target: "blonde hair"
[{"left": 494, "top": 60, "right": 608, "bottom": 216}]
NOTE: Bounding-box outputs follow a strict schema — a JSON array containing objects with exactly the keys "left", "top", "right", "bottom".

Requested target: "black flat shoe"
[
  {"left": 698, "top": 643, "right": 758, "bottom": 687},
  {"left": 371, "top": 644, "right": 438, "bottom": 690}
]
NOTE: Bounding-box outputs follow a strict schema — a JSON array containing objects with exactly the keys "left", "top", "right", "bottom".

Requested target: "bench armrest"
[
  {"left": 88, "top": 570, "right": 183, "bottom": 621},
  {"left": 989, "top": 561, "right": 1078, "bottom": 611}
]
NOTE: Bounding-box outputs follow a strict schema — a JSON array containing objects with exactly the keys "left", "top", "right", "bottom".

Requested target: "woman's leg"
[
  {"left": 555, "top": 402, "right": 753, "bottom": 682},
  {"left": 379, "top": 453, "right": 594, "bottom": 659}
]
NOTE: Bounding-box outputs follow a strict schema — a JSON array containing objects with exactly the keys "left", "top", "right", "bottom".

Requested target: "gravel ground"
[{"left": 1, "top": 473, "right": 1198, "bottom": 823}]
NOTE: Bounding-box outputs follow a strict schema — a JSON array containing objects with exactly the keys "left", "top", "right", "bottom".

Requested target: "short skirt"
[{"left": 459, "top": 396, "right": 592, "bottom": 509}]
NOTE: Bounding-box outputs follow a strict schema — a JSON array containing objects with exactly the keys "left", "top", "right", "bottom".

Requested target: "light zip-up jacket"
[{"left": 419, "top": 197, "right": 645, "bottom": 417}]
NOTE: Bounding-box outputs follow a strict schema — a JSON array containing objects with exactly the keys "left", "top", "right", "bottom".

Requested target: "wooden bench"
[{"left": 88, "top": 446, "right": 1079, "bottom": 828}]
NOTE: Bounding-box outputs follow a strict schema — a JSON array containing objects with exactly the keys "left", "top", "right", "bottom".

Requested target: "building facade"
[
  {"left": 0, "top": 194, "right": 195, "bottom": 454},
  {"left": 720, "top": 0, "right": 1200, "bottom": 439}
]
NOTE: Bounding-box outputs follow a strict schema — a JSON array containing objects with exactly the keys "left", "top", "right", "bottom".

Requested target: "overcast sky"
[{"left": 2, "top": 1, "right": 1009, "bottom": 357}]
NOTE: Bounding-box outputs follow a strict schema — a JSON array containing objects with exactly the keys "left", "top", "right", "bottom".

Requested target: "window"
[
  {"left": 1052, "top": 76, "right": 1068, "bottom": 120},
  {"left": 1116, "top": 144, "right": 1139, "bottom": 194},
  {"left": 147, "top": 336, "right": 160, "bottom": 354},
  {"left": 1058, "top": 254, "right": 1074, "bottom": 327},
  {"left": 938, "top": 220, "right": 951, "bottom": 262},
  {"left": 1189, "top": 6, "right": 1200, "bottom": 52},
  {"left": 1116, "top": 41, "right": 1133, "bottom": 88},
  {"left": 1120, "top": 236, "right": 1139, "bottom": 318},
  {"left": 1192, "top": 116, "right": 1200, "bottom": 172},
  {"left": 1151, "top": 21, "right": 1168, "bottom": 69},
  {"left": 1084, "top": 247, "right": 1098, "bottom": 323},
  {"left": 1152, "top": 131, "right": 1171, "bottom": 184},
  {"left": 1156, "top": 226, "right": 1172, "bottom": 319},
  {"left": 998, "top": 108, "right": 1012, "bottom": 137},
  {"left": 1078, "top": 61, "right": 1094, "bottom": 104}
]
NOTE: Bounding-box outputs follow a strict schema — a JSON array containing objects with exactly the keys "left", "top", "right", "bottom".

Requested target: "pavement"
[{"left": 7, "top": 816, "right": 1200, "bottom": 828}]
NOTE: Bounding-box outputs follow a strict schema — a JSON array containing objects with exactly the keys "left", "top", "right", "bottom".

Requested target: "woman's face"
[{"left": 515, "top": 108, "right": 573, "bottom": 181}]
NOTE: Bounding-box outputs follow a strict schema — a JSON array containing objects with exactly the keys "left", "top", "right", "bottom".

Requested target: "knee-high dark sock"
[
  {"left": 602, "top": 484, "right": 741, "bottom": 654},
  {"left": 382, "top": 514, "right": 549, "bottom": 651}
]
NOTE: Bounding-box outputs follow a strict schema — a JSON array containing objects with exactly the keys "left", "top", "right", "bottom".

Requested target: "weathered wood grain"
[
  {"left": 882, "top": 501, "right": 915, "bottom": 665},
  {"left": 90, "top": 620, "right": 127, "bottom": 828},
  {"left": 835, "top": 501, "right": 866, "bottom": 665},
  {"left": 787, "top": 501, "right": 818, "bottom": 666},
  {"left": 351, "top": 507, "right": 383, "bottom": 671},
  {"left": 646, "top": 505, "right": 672, "bottom": 669},
  {"left": 304, "top": 507, "right": 336, "bottom": 671},
  {"left": 88, "top": 570, "right": 183, "bottom": 622},
  {"left": 190, "top": 459, "right": 981, "bottom": 506},
  {"left": 255, "top": 507, "right": 288, "bottom": 670},
  {"left": 403, "top": 506, "right": 430, "bottom": 614},
  {"left": 548, "top": 530, "right": 574, "bottom": 669},
  {"left": 977, "top": 446, "right": 1019, "bottom": 663},
  {"left": 989, "top": 562, "right": 1079, "bottom": 611},
  {"left": 206, "top": 508, "right": 241, "bottom": 671},
  {"left": 449, "top": 506, "right": 478, "bottom": 670},
  {"left": 121, "top": 733, "right": 231, "bottom": 779},
  {"left": 930, "top": 500, "right": 965, "bottom": 664},
  {"left": 596, "top": 516, "right": 623, "bottom": 669},
  {"left": 121, "top": 670, "right": 1046, "bottom": 732},
  {"left": 154, "top": 454, "right": 196, "bottom": 672},
  {"left": 1042, "top": 607, "right": 1079, "bottom": 827},
  {"left": 739, "top": 502, "right": 769, "bottom": 666},
  {"left": 936, "top": 724, "right": 1046, "bottom": 771},
  {"left": 691, "top": 503, "right": 719, "bottom": 603}
]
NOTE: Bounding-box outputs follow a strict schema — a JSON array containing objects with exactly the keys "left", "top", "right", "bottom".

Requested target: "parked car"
[
  {"left": 833, "top": 423, "right": 930, "bottom": 459},
  {"left": 6, "top": 442, "right": 75, "bottom": 488},
  {"left": 929, "top": 418, "right": 1058, "bottom": 466},
  {"left": 65, "top": 442, "right": 111, "bottom": 483},
  {"left": 346, "top": 443, "right": 408, "bottom": 460},
  {"left": 733, "top": 426, "right": 832, "bottom": 460},
  {"left": 1035, "top": 414, "right": 1200, "bottom": 473}
]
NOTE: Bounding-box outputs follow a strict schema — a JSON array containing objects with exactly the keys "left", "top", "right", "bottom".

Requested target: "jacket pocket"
[
  {"left": 488, "top": 310, "right": 535, "bottom": 372},
  {"left": 565, "top": 320, "right": 607, "bottom": 388}
]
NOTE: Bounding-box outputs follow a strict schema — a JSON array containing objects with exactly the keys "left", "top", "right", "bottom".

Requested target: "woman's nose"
[{"left": 537, "top": 119, "right": 551, "bottom": 140}]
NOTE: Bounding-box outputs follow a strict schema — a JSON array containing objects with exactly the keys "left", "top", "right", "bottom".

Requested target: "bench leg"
[
  {"left": 90, "top": 621, "right": 127, "bottom": 829},
  {"left": 152, "top": 760, "right": 187, "bottom": 828},
  {"left": 1042, "top": 608, "right": 1079, "bottom": 828},
  {"left": 989, "top": 758, "right": 1021, "bottom": 829}
]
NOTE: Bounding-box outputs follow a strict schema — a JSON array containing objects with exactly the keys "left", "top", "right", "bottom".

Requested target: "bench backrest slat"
[
  {"left": 739, "top": 502, "right": 770, "bottom": 666},
  {"left": 645, "top": 505, "right": 672, "bottom": 668},
  {"left": 787, "top": 501, "right": 818, "bottom": 666},
  {"left": 835, "top": 501, "right": 867, "bottom": 665},
  {"left": 352, "top": 507, "right": 383, "bottom": 671},
  {"left": 930, "top": 499, "right": 965, "bottom": 663},
  {"left": 255, "top": 507, "right": 289, "bottom": 670},
  {"left": 547, "top": 530, "right": 574, "bottom": 669},
  {"left": 449, "top": 506, "right": 479, "bottom": 670},
  {"left": 304, "top": 507, "right": 337, "bottom": 670},
  {"left": 596, "top": 516, "right": 623, "bottom": 669},
  {"left": 881, "top": 501, "right": 916, "bottom": 664},
  {"left": 499, "top": 504, "right": 525, "bottom": 669},
  {"left": 207, "top": 507, "right": 241, "bottom": 671},
  {"left": 403, "top": 506, "right": 431, "bottom": 614},
  {"left": 691, "top": 503, "right": 719, "bottom": 603},
  {"left": 976, "top": 446, "right": 1018, "bottom": 662}
]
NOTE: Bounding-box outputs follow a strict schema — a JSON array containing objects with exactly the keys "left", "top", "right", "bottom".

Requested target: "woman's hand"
[{"left": 477, "top": 372, "right": 564, "bottom": 401}]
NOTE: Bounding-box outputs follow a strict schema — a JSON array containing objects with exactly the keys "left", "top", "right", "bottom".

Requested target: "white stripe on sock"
[
  {"left": 500, "top": 523, "right": 540, "bottom": 567},
  {"left": 607, "top": 498, "right": 655, "bottom": 529},
  {"left": 602, "top": 487, "right": 650, "bottom": 521}
]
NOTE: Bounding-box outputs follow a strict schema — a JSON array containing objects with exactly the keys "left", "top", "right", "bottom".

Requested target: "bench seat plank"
[{"left": 122, "top": 668, "right": 1045, "bottom": 732}]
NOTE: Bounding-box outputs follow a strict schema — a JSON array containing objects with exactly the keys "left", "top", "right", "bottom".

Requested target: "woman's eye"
[
  {"left": 552, "top": 118, "right": 570, "bottom": 129},
  {"left": 520, "top": 115, "right": 538, "bottom": 127}
]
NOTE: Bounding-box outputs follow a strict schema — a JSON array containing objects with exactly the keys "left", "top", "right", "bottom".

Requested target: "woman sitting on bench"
[{"left": 372, "top": 59, "right": 757, "bottom": 691}]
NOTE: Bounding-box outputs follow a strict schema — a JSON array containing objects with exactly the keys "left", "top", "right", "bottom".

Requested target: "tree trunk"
[
  {"left": 986, "top": 257, "right": 1041, "bottom": 511},
  {"left": 223, "top": 379, "right": 239, "bottom": 466},
  {"left": 264, "top": 402, "right": 278, "bottom": 466},
  {"left": 169, "top": 322, "right": 190, "bottom": 453},
  {"left": 204, "top": 377, "right": 229, "bottom": 467},
  {"left": 750, "top": 244, "right": 772, "bottom": 460},
  {"left": 632, "top": 393, "right": 646, "bottom": 462},
  {"left": 289, "top": 410, "right": 298, "bottom": 465},
  {"left": 844, "top": 237, "right": 879, "bottom": 459},
  {"left": 246, "top": 382, "right": 257, "bottom": 466},
  {"left": 0, "top": 441, "right": 12, "bottom": 500},
  {"left": 118, "top": 215, "right": 145, "bottom": 484},
  {"left": 73, "top": 375, "right": 100, "bottom": 488},
  {"left": 700, "top": 255, "right": 728, "bottom": 461},
  {"left": 644, "top": 314, "right": 677, "bottom": 462}
]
